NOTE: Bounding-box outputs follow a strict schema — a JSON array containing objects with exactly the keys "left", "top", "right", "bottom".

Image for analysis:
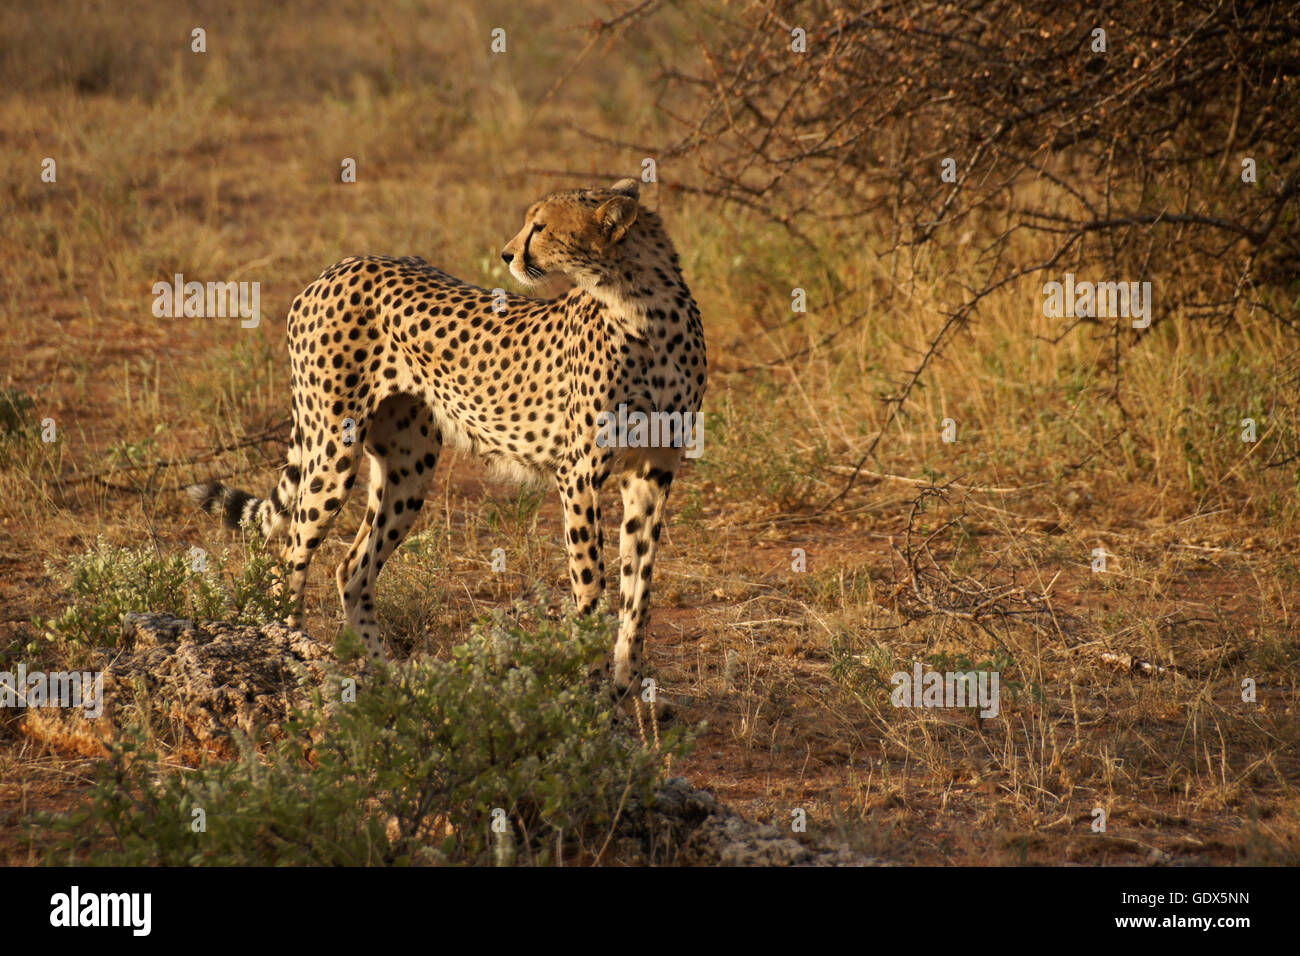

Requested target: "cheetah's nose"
[{"left": 501, "top": 250, "right": 513, "bottom": 264}]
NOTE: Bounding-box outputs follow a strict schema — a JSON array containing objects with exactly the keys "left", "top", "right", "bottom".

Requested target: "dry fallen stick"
[
  {"left": 823, "top": 465, "right": 1029, "bottom": 496},
  {"left": 59, "top": 418, "right": 291, "bottom": 487},
  {"left": 887, "top": 486, "right": 1057, "bottom": 644}
]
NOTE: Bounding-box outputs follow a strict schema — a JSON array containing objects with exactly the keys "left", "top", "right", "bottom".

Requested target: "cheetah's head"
[{"left": 501, "top": 178, "right": 641, "bottom": 289}]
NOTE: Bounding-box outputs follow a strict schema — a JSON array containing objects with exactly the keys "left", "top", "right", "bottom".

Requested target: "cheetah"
[{"left": 188, "top": 178, "right": 706, "bottom": 694}]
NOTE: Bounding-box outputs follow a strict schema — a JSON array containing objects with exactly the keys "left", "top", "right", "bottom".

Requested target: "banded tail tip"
[{"left": 185, "top": 482, "right": 223, "bottom": 514}]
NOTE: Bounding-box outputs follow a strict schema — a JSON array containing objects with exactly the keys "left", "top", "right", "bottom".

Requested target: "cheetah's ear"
[
  {"left": 596, "top": 195, "right": 638, "bottom": 245},
  {"left": 610, "top": 178, "right": 640, "bottom": 199}
]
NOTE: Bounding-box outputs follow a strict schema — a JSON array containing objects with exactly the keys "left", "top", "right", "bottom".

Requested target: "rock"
[
  {"left": 622, "top": 776, "right": 885, "bottom": 867},
  {"left": 21, "top": 613, "right": 345, "bottom": 761}
]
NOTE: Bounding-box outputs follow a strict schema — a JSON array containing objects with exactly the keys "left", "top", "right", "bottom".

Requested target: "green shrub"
[
  {"left": 40, "top": 603, "right": 691, "bottom": 865},
  {"left": 40, "top": 537, "right": 296, "bottom": 652}
]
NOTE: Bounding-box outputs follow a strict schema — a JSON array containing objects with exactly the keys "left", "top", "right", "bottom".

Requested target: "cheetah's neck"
[{"left": 582, "top": 225, "right": 696, "bottom": 340}]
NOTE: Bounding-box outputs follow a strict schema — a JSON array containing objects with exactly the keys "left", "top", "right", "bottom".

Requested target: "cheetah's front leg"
[
  {"left": 556, "top": 463, "right": 608, "bottom": 621},
  {"left": 616, "top": 465, "right": 674, "bottom": 692}
]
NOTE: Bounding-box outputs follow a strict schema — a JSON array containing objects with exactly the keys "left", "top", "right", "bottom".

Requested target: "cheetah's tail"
[{"left": 185, "top": 460, "right": 301, "bottom": 540}]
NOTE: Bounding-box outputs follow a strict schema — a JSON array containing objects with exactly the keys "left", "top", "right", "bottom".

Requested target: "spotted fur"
[{"left": 188, "top": 178, "right": 706, "bottom": 692}]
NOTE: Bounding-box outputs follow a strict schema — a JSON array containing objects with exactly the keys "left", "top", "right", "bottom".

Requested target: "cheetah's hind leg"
[{"left": 333, "top": 394, "right": 440, "bottom": 661}]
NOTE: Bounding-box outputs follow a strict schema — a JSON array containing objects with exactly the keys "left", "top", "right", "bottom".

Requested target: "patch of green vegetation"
[
  {"left": 37, "top": 537, "right": 296, "bottom": 656},
  {"left": 924, "top": 648, "right": 1043, "bottom": 704},
  {"left": 484, "top": 485, "right": 545, "bottom": 532},
  {"left": 39, "top": 603, "right": 692, "bottom": 866},
  {"left": 788, "top": 566, "right": 876, "bottom": 609},
  {"left": 105, "top": 423, "right": 167, "bottom": 470},
  {"left": 829, "top": 632, "right": 898, "bottom": 697}
]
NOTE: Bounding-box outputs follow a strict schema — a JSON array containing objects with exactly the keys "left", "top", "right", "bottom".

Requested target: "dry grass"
[{"left": 1, "top": 0, "right": 1297, "bottom": 865}]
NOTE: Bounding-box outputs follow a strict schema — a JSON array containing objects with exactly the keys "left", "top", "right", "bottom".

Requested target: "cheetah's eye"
[{"left": 531, "top": 223, "right": 545, "bottom": 235}]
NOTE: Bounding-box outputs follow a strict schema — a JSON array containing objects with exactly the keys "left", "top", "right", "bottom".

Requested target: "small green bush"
[
  {"left": 40, "top": 537, "right": 296, "bottom": 652},
  {"left": 41, "top": 603, "right": 690, "bottom": 865}
]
